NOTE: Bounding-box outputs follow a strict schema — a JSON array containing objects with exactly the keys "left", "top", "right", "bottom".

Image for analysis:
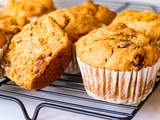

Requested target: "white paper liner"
[
  {"left": 64, "top": 44, "right": 80, "bottom": 74},
  {"left": 77, "top": 57, "right": 160, "bottom": 105}
]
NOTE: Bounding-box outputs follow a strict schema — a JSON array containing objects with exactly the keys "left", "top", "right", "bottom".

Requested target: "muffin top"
[
  {"left": 48, "top": 8, "right": 100, "bottom": 43},
  {"left": 1, "top": 0, "right": 56, "bottom": 18},
  {"left": 76, "top": 23, "right": 160, "bottom": 71},
  {"left": 0, "top": 15, "right": 29, "bottom": 35},
  {"left": 111, "top": 10, "right": 160, "bottom": 45},
  {"left": 71, "top": 0, "right": 116, "bottom": 25}
]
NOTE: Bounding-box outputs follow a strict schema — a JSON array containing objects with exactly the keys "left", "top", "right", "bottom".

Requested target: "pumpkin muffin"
[
  {"left": 111, "top": 10, "right": 160, "bottom": 48},
  {"left": 71, "top": 0, "right": 116, "bottom": 25},
  {"left": 48, "top": 8, "right": 100, "bottom": 74},
  {"left": 1, "top": 0, "right": 56, "bottom": 19},
  {"left": 1, "top": 16, "right": 72, "bottom": 90},
  {"left": 76, "top": 23, "right": 160, "bottom": 104},
  {"left": 48, "top": 8, "right": 100, "bottom": 43}
]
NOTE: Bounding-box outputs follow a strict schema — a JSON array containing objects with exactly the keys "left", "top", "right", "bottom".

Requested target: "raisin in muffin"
[
  {"left": 1, "top": 0, "right": 56, "bottom": 19},
  {"left": 2, "top": 16, "right": 72, "bottom": 90},
  {"left": 48, "top": 8, "right": 100, "bottom": 74},
  {"left": 71, "top": 0, "right": 116, "bottom": 25},
  {"left": 76, "top": 23, "right": 160, "bottom": 104},
  {"left": 111, "top": 10, "right": 160, "bottom": 48}
]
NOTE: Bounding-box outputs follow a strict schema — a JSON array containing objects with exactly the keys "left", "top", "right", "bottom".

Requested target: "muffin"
[
  {"left": 0, "top": 32, "right": 9, "bottom": 78},
  {"left": 48, "top": 8, "right": 100, "bottom": 43},
  {"left": 1, "top": 0, "right": 56, "bottom": 20},
  {"left": 0, "top": 15, "right": 29, "bottom": 40},
  {"left": 1, "top": 16, "right": 72, "bottom": 90},
  {"left": 71, "top": 0, "right": 116, "bottom": 25},
  {"left": 48, "top": 8, "right": 101, "bottom": 74},
  {"left": 111, "top": 10, "right": 160, "bottom": 48},
  {"left": 76, "top": 23, "right": 160, "bottom": 104}
]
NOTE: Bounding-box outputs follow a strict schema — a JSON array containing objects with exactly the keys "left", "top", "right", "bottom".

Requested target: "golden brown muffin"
[
  {"left": 48, "top": 8, "right": 100, "bottom": 74},
  {"left": 48, "top": 8, "right": 100, "bottom": 43},
  {"left": 71, "top": 0, "right": 116, "bottom": 25},
  {"left": 1, "top": 16, "right": 73, "bottom": 90},
  {"left": 0, "top": 15, "right": 29, "bottom": 39},
  {"left": 76, "top": 23, "right": 159, "bottom": 71},
  {"left": 1, "top": 0, "right": 56, "bottom": 18},
  {"left": 76, "top": 23, "right": 160, "bottom": 104},
  {"left": 111, "top": 10, "right": 160, "bottom": 47}
]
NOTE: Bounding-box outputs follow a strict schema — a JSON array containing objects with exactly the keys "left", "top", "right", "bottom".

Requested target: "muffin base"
[{"left": 77, "top": 57, "right": 160, "bottom": 104}]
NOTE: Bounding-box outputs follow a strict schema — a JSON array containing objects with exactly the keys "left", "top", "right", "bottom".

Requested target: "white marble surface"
[{"left": 0, "top": 0, "right": 160, "bottom": 120}]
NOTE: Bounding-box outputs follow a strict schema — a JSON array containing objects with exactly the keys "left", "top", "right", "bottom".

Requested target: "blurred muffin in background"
[
  {"left": 111, "top": 10, "right": 160, "bottom": 48},
  {"left": 48, "top": 8, "right": 101, "bottom": 74},
  {"left": 0, "top": 15, "right": 29, "bottom": 40},
  {"left": 71, "top": 0, "right": 116, "bottom": 25},
  {"left": 48, "top": 8, "right": 100, "bottom": 43},
  {"left": 1, "top": 0, "right": 56, "bottom": 20}
]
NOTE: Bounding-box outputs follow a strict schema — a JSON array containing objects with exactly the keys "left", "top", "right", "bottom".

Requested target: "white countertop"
[{"left": 0, "top": 0, "right": 160, "bottom": 120}]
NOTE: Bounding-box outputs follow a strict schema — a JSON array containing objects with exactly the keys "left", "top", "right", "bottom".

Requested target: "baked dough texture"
[
  {"left": 2, "top": 16, "right": 72, "bottom": 90},
  {"left": 48, "top": 8, "right": 100, "bottom": 43},
  {"left": 111, "top": 10, "right": 160, "bottom": 47},
  {"left": 71, "top": 0, "right": 116, "bottom": 25},
  {"left": 76, "top": 23, "right": 160, "bottom": 71},
  {"left": 1, "top": 0, "right": 56, "bottom": 18}
]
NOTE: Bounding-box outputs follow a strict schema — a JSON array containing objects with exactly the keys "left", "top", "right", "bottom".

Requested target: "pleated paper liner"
[{"left": 77, "top": 57, "right": 160, "bottom": 105}]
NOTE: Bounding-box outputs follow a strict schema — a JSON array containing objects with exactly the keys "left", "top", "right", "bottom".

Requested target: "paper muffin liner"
[
  {"left": 64, "top": 44, "right": 80, "bottom": 74},
  {"left": 77, "top": 57, "right": 160, "bottom": 105}
]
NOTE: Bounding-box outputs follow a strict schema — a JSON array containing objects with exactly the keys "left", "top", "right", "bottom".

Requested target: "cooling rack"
[{"left": 0, "top": 0, "right": 160, "bottom": 120}]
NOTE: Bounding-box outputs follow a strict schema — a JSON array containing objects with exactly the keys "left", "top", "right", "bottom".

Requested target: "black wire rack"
[
  {"left": 0, "top": 74, "right": 160, "bottom": 120},
  {"left": 0, "top": 0, "right": 160, "bottom": 120}
]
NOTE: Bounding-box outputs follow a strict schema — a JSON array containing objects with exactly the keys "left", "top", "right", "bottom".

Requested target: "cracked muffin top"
[
  {"left": 48, "top": 8, "right": 100, "bottom": 43},
  {"left": 1, "top": 0, "right": 56, "bottom": 18},
  {"left": 111, "top": 10, "right": 160, "bottom": 47},
  {"left": 71, "top": 0, "right": 116, "bottom": 25},
  {"left": 76, "top": 23, "right": 160, "bottom": 71}
]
